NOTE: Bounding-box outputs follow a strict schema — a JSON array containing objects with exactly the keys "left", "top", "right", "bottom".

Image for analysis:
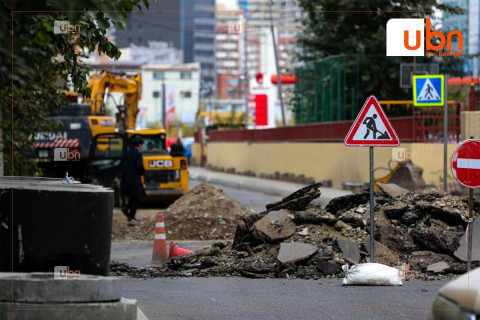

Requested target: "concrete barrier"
[
  {"left": 0, "top": 272, "right": 137, "bottom": 320},
  {"left": 0, "top": 273, "right": 122, "bottom": 303},
  {"left": 199, "top": 142, "right": 459, "bottom": 189},
  {"left": 0, "top": 177, "right": 114, "bottom": 276}
]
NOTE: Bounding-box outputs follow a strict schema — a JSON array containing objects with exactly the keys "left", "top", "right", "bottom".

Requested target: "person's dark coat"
[{"left": 121, "top": 147, "right": 145, "bottom": 198}]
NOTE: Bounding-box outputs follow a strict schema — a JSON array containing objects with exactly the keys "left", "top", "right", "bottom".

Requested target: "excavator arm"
[{"left": 85, "top": 71, "right": 142, "bottom": 131}]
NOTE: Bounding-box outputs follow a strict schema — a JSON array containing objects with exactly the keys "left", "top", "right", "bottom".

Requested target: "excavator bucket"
[{"left": 386, "top": 160, "right": 426, "bottom": 191}]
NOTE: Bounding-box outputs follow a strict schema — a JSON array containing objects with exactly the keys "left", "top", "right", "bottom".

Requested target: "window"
[
  {"left": 195, "top": 50, "right": 214, "bottom": 57},
  {"left": 180, "top": 71, "right": 192, "bottom": 80},
  {"left": 181, "top": 91, "right": 192, "bottom": 98},
  {"left": 153, "top": 72, "right": 164, "bottom": 80}
]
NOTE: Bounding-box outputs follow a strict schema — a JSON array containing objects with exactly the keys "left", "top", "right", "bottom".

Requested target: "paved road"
[
  {"left": 122, "top": 277, "right": 445, "bottom": 320},
  {"left": 189, "top": 179, "right": 282, "bottom": 213},
  {"left": 111, "top": 240, "right": 225, "bottom": 268},
  {"left": 189, "top": 167, "right": 351, "bottom": 208},
  {"left": 115, "top": 179, "right": 446, "bottom": 320},
  {"left": 112, "top": 179, "right": 281, "bottom": 268}
]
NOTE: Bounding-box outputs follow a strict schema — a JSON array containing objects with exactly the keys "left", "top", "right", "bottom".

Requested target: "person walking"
[{"left": 121, "top": 136, "right": 145, "bottom": 222}]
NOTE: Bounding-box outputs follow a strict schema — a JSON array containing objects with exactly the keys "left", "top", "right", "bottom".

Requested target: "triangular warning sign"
[
  {"left": 417, "top": 78, "right": 441, "bottom": 101},
  {"left": 344, "top": 95, "right": 400, "bottom": 147}
]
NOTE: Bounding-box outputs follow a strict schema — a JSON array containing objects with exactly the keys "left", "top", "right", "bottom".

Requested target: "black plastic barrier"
[{"left": 0, "top": 177, "right": 113, "bottom": 276}]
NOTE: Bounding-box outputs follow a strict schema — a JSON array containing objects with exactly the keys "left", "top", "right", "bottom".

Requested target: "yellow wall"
[
  {"left": 201, "top": 142, "right": 458, "bottom": 188},
  {"left": 461, "top": 111, "right": 480, "bottom": 141},
  {"left": 191, "top": 143, "right": 205, "bottom": 166}
]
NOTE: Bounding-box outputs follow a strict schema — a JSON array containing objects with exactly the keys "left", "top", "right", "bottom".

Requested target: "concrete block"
[
  {"left": 0, "top": 273, "right": 122, "bottom": 303},
  {"left": 0, "top": 297, "right": 137, "bottom": 320}
]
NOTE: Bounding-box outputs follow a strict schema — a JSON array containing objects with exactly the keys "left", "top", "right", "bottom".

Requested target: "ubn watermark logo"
[
  {"left": 228, "top": 21, "right": 255, "bottom": 34},
  {"left": 386, "top": 18, "right": 463, "bottom": 57},
  {"left": 392, "top": 147, "right": 417, "bottom": 162},
  {"left": 54, "top": 148, "right": 80, "bottom": 161},
  {"left": 54, "top": 266, "right": 81, "bottom": 279},
  {"left": 398, "top": 264, "right": 420, "bottom": 279},
  {"left": 54, "top": 20, "right": 81, "bottom": 34}
]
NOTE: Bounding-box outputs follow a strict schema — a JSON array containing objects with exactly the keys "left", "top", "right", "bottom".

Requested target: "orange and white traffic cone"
[
  {"left": 150, "top": 212, "right": 168, "bottom": 267},
  {"left": 168, "top": 240, "right": 193, "bottom": 258}
]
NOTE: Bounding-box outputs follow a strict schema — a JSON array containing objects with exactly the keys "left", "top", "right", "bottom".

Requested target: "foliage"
[
  {"left": 214, "top": 104, "right": 245, "bottom": 129},
  {"left": 0, "top": 0, "right": 150, "bottom": 175},
  {"left": 294, "top": 0, "right": 465, "bottom": 121}
]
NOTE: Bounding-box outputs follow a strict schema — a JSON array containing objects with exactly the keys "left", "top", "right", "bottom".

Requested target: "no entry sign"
[{"left": 451, "top": 139, "right": 480, "bottom": 188}]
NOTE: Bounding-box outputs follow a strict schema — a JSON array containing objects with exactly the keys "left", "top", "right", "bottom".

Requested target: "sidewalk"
[{"left": 188, "top": 167, "right": 352, "bottom": 207}]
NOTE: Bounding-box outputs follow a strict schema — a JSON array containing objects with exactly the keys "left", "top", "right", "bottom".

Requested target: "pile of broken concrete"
[{"left": 111, "top": 183, "right": 479, "bottom": 279}]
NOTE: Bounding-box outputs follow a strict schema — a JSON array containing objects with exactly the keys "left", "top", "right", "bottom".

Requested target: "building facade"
[
  {"left": 442, "top": 0, "right": 469, "bottom": 72},
  {"left": 216, "top": 9, "right": 244, "bottom": 99},
  {"left": 238, "top": 0, "right": 303, "bottom": 37},
  {"left": 470, "top": 0, "right": 480, "bottom": 76},
  {"left": 113, "top": 0, "right": 216, "bottom": 90},
  {"left": 86, "top": 61, "right": 201, "bottom": 130}
]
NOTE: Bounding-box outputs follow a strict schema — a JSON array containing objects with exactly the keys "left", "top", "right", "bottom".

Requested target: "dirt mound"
[
  {"left": 111, "top": 183, "right": 255, "bottom": 241},
  {"left": 111, "top": 185, "right": 478, "bottom": 280}
]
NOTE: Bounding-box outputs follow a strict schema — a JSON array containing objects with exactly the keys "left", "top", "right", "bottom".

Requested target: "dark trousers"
[{"left": 127, "top": 197, "right": 140, "bottom": 219}]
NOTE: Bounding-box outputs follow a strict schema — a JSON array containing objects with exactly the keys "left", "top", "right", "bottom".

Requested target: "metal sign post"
[
  {"left": 369, "top": 147, "right": 375, "bottom": 262},
  {"left": 444, "top": 76, "right": 448, "bottom": 192},
  {"left": 412, "top": 74, "right": 447, "bottom": 190},
  {"left": 344, "top": 95, "right": 400, "bottom": 262},
  {"left": 451, "top": 138, "right": 480, "bottom": 271},
  {"left": 468, "top": 187, "right": 473, "bottom": 271}
]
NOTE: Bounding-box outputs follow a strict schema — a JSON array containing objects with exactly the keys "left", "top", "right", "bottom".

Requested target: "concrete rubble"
[
  {"left": 454, "top": 218, "right": 480, "bottom": 262},
  {"left": 277, "top": 242, "right": 318, "bottom": 264},
  {"left": 427, "top": 261, "right": 450, "bottom": 274},
  {"left": 376, "top": 183, "right": 410, "bottom": 198},
  {"left": 112, "top": 183, "right": 254, "bottom": 241},
  {"left": 252, "top": 210, "right": 296, "bottom": 242},
  {"left": 110, "top": 183, "right": 479, "bottom": 280},
  {"left": 336, "top": 240, "right": 360, "bottom": 264}
]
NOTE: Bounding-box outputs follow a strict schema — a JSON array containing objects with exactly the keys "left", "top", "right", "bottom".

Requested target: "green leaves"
[
  {"left": 1, "top": 0, "right": 152, "bottom": 175},
  {"left": 294, "top": 0, "right": 465, "bottom": 123}
]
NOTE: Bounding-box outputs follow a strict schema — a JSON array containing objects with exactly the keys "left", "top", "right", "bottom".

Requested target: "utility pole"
[
  {"left": 162, "top": 81, "right": 166, "bottom": 129},
  {"left": 243, "top": 3, "right": 249, "bottom": 128},
  {"left": 0, "top": 107, "right": 3, "bottom": 176},
  {"left": 269, "top": 0, "right": 286, "bottom": 126}
]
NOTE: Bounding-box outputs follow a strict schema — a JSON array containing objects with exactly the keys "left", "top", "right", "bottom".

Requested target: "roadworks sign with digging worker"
[{"left": 344, "top": 95, "right": 400, "bottom": 147}]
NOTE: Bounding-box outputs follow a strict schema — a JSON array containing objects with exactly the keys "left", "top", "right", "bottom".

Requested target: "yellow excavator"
[
  {"left": 33, "top": 71, "right": 188, "bottom": 204},
  {"left": 86, "top": 70, "right": 189, "bottom": 203}
]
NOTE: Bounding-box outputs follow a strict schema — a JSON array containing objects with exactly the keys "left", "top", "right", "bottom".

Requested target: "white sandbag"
[{"left": 342, "top": 263, "right": 403, "bottom": 286}]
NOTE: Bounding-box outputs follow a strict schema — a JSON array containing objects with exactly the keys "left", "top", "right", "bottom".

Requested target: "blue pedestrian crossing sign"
[{"left": 412, "top": 75, "right": 445, "bottom": 106}]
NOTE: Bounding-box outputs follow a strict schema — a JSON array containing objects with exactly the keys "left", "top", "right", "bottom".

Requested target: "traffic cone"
[
  {"left": 150, "top": 212, "right": 168, "bottom": 267},
  {"left": 168, "top": 240, "right": 193, "bottom": 258}
]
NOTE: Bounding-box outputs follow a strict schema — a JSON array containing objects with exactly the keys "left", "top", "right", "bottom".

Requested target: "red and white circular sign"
[{"left": 451, "top": 139, "right": 480, "bottom": 188}]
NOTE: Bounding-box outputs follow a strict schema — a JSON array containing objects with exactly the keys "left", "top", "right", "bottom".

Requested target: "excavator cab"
[{"left": 87, "top": 133, "right": 127, "bottom": 198}]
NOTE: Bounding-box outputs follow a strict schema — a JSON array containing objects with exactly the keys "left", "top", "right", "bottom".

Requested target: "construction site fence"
[
  {"left": 207, "top": 102, "right": 463, "bottom": 144},
  {"left": 293, "top": 54, "right": 473, "bottom": 124}
]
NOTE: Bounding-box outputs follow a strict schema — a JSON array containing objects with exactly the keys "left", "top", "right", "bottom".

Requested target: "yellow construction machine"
[
  {"left": 86, "top": 70, "right": 189, "bottom": 202},
  {"left": 32, "top": 71, "right": 188, "bottom": 204},
  {"left": 373, "top": 159, "right": 426, "bottom": 191}
]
